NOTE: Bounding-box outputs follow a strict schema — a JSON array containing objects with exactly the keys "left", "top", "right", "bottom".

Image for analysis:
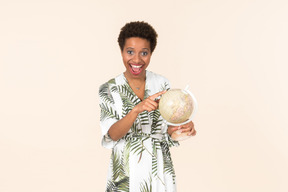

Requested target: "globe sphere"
[{"left": 159, "top": 89, "right": 194, "bottom": 125}]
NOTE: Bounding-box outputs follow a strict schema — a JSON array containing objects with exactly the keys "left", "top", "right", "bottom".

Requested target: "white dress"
[{"left": 99, "top": 71, "right": 179, "bottom": 192}]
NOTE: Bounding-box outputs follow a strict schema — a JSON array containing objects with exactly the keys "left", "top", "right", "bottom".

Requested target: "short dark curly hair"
[{"left": 118, "top": 21, "right": 158, "bottom": 53}]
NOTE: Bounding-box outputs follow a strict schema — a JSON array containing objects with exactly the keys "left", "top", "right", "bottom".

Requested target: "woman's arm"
[
  {"left": 108, "top": 108, "right": 139, "bottom": 141},
  {"left": 108, "top": 90, "right": 167, "bottom": 141}
]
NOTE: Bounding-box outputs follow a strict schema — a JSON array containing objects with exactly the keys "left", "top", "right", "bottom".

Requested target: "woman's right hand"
[{"left": 133, "top": 90, "right": 167, "bottom": 114}]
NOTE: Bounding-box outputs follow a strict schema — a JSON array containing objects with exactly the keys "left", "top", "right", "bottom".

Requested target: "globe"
[
  {"left": 159, "top": 88, "right": 198, "bottom": 141},
  {"left": 159, "top": 89, "right": 195, "bottom": 125}
]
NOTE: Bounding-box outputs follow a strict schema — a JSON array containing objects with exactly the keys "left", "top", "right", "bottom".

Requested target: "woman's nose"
[{"left": 132, "top": 54, "right": 141, "bottom": 63}]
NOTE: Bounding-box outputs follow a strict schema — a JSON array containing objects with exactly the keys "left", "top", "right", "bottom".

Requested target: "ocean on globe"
[{"left": 159, "top": 89, "right": 195, "bottom": 125}]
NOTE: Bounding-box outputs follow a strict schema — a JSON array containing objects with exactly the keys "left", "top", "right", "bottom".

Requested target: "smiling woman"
[
  {"left": 98, "top": 21, "right": 196, "bottom": 192},
  {"left": 122, "top": 37, "right": 151, "bottom": 78}
]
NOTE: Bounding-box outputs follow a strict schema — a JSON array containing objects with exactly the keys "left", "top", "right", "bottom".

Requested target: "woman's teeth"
[{"left": 131, "top": 65, "right": 141, "bottom": 68}]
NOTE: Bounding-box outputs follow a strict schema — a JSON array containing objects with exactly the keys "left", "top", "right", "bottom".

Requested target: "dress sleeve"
[{"left": 99, "top": 82, "right": 120, "bottom": 149}]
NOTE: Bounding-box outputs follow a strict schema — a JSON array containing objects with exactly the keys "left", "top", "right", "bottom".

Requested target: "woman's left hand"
[
  {"left": 180, "top": 121, "right": 196, "bottom": 136},
  {"left": 168, "top": 121, "right": 196, "bottom": 136}
]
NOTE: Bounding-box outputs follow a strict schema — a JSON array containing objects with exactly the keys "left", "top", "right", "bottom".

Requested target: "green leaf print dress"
[{"left": 99, "top": 71, "right": 179, "bottom": 192}]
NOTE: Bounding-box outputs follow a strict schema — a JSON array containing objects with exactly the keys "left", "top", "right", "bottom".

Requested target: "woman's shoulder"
[
  {"left": 99, "top": 73, "right": 125, "bottom": 93},
  {"left": 99, "top": 78, "right": 115, "bottom": 90},
  {"left": 99, "top": 77, "right": 119, "bottom": 96}
]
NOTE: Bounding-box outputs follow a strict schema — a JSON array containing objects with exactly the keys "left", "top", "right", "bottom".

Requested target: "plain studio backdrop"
[{"left": 1, "top": 0, "right": 287, "bottom": 191}]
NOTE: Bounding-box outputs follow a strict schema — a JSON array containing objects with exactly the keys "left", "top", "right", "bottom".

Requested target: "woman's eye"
[
  {"left": 141, "top": 51, "right": 148, "bottom": 56},
  {"left": 127, "top": 50, "right": 134, "bottom": 55}
]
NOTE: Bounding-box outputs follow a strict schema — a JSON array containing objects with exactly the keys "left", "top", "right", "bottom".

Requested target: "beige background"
[{"left": 1, "top": 0, "right": 288, "bottom": 191}]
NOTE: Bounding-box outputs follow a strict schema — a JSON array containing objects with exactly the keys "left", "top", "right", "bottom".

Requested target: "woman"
[{"left": 99, "top": 21, "right": 196, "bottom": 192}]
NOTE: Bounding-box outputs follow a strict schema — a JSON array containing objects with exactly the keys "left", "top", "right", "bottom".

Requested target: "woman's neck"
[{"left": 124, "top": 71, "right": 146, "bottom": 83}]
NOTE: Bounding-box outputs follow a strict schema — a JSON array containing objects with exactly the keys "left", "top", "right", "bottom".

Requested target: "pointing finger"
[
  {"left": 149, "top": 90, "right": 167, "bottom": 100},
  {"left": 145, "top": 100, "right": 158, "bottom": 110}
]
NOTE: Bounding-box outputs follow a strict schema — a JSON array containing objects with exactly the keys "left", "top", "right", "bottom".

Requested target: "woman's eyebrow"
[{"left": 126, "top": 47, "right": 150, "bottom": 51}]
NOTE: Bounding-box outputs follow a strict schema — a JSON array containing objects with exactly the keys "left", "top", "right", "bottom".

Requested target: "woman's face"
[{"left": 121, "top": 37, "right": 151, "bottom": 79}]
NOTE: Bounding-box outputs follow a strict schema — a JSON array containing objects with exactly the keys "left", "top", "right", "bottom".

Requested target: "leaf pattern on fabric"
[
  {"left": 99, "top": 71, "right": 179, "bottom": 192},
  {"left": 140, "top": 174, "right": 152, "bottom": 192}
]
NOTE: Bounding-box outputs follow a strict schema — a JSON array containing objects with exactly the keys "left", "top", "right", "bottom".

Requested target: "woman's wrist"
[
  {"left": 130, "top": 107, "right": 140, "bottom": 116},
  {"left": 167, "top": 126, "right": 179, "bottom": 136}
]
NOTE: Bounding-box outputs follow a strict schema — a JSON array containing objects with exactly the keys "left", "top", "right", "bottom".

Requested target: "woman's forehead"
[{"left": 124, "top": 37, "right": 150, "bottom": 49}]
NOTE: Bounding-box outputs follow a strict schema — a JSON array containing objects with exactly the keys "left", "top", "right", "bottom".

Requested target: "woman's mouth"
[{"left": 129, "top": 64, "right": 144, "bottom": 75}]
